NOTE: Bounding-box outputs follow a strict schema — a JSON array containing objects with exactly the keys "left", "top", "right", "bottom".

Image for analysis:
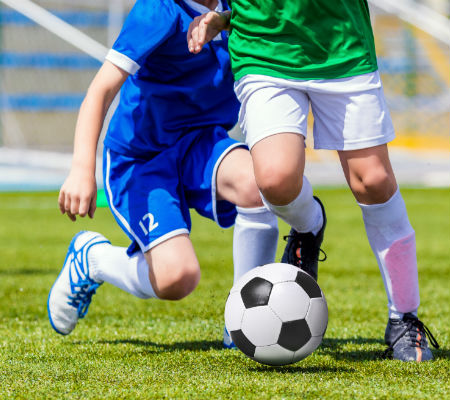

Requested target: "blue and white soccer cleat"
[
  {"left": 223, "top": 327, "right": 237, "bottom": 349},
  {"left": 47, "top": 231, "right": 110, "bottom": 335}
]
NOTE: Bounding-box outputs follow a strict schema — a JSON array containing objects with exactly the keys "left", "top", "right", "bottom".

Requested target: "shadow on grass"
[
  {"left": 0, "top": 268, "right": 51, "bottom": 275},
  {"left": 79, "top": 337, "right": 384, "bottom": 360},
  {"left": 320, "top": 337, "right": 449, "bottom": 361},
  {"left": 433, "top": 348, "right": 450, "bottom": 360},
  {"left": 318, "top": 337, "right": 385, "bottom": 362},
  {"left": 77, "top": 338, "right": 224, "bottom": 353},
  {"left": 246, "top": 364, "right": 354, "bottom": 374},
  {"left": 75, "top": 336, "right": 449, "bottom": 362},
  {"left": 75, "top": 338, "right": 354, "bottom": 373}
]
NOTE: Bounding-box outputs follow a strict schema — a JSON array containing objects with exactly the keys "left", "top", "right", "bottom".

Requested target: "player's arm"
[
  {"left": 187, "top": 10, "right": 231, "bottom": 54},
  {"left": 59, "top": 61, "right": 129, "bottom": 221}
]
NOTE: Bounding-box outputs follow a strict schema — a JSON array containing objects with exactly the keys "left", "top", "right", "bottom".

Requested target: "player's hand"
[
  {"left": 58, "top": 168, "right": 97, "bottom": 221},
  {"left": 187, "top": 11, "right": 230, "bottom": 54}
]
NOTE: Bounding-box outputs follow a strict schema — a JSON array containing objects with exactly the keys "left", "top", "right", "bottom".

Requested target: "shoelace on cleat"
[
  {"left": 382, "top": 315, "right": 440, "bottom": 359},
  {"left": 66, "top": 235, "right": 104, "bottom": 318},
  {"left": 68, "top": 279, "right": 101, "bottom": 318},
  {"left": 283, "top": 234, "right": 327, "bottom": 267}
]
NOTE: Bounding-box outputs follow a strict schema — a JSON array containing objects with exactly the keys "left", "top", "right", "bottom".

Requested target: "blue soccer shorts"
[{"left": 103, "top": 126, "right": 245, "bottom": 255}]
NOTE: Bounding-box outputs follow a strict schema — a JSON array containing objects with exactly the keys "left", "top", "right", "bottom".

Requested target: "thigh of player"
[
  {"left": 215, "top": 146, "right": 262, "bottom": 208},
  {"left": 234, "top": 74, "right": 309, "bottom": 203},
  {"left": 308, "top": 74, "right": 395, "bottom": 152},
  {"left": 103, "top": 146, "right": 200, "bottom": 298},
  {"left": 181, "top": 126, "right": 247, "bottom": 228},
  {"left": 307, "top": 75, "right": 397, "bottom": 202}
]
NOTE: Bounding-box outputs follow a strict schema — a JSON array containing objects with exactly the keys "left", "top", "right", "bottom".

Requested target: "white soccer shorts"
[{"left": 234, "top": 71, "right": 395, "bottom": 151}]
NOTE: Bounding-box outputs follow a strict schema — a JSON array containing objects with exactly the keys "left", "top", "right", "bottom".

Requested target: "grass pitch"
[{"left": 0, "top": 188, "right": 449, "bottom": 399}]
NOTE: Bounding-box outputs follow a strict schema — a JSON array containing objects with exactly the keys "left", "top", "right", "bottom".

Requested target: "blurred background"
[{"left": 0, "top": 0, "right": 449, "bottom": 190}]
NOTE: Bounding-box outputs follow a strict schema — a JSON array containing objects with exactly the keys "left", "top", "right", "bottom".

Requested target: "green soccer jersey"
[{"left": 228, "top": 0, "right": 378, "bottom": 80}]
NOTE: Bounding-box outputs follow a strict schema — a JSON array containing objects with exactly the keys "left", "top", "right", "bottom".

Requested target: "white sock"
[
  {"left": 261, "top": 176, "right": 323, "bottom": 235},
  {"left": 88, "top": 244, "right": 158, "bottom": 299},
  {"left": 359, "top": 188, "right": 419, "bottom": 319},
  {"left": 233, "top": 206, "right": 278, "bottom": 284}
]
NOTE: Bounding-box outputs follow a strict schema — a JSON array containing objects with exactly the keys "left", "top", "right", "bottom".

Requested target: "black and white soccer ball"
[{"left": 225, "top": 263, "right": 328, "bottom": 366}]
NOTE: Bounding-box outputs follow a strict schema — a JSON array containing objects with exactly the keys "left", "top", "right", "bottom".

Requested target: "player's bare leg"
[
  {"left": 215, "top": 146, "right": 279, "bottom": 347},
  {"left": 338, "top": 144, "right": 439, "bottom": 361},
  {"left": 216, "top": 147, "right": 263, "bottom": 208},
  {"left": 145, "top": 234, "right": 200, "bottom": 300},
  {"left": 250, "top": 133, "right": 326, "bottom": 280},
  {"left": 251, "top": 133, "right": 305, "bottom": 205},
  {"left": 338, "top": 144, "right": 396, "bottom": 204}
]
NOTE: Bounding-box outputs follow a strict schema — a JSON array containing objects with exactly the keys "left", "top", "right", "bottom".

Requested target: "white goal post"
[
  {"left": 0, "top": 0, "right": 120, "bottom": 190},
  {"left": 0, "top": 0, "right": 108, "bottom": 61}
]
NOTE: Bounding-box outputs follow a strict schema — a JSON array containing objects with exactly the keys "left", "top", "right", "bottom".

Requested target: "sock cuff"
[
  {"left": 236, "top": 205, "right": 269, "bottom": 214},
  {"left": 135, "top": 253, "right": 158, "bottom": 299},
  {"left": 358, "top": 188, "right": 407, "bottom": 226},
  {"left": 259, "top": 176, "right": 323, "bottom": 234},
  {"left": 236, "top": 206, "right": 278, "bottom": 228},
  {"left": 88, "top": 243, "right": 109, "bottom": 283},
  {"left": 358, "top": 187, "right": 399, "bottom": 209},
  {"left": 236, "top": 205, "right": 272, "bottom": 216},
  {"left": 260, "top": 175, "right": 312, "bottom": 212}
]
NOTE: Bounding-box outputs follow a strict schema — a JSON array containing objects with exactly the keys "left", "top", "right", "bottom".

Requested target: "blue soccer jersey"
[{"left": 103, "top": 0, "right": 239, "bottom": 157}]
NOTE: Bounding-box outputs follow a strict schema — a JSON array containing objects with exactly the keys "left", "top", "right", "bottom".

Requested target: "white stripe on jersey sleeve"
[{"left": 105, "top": 49, "right": 140, "bottom": 75}]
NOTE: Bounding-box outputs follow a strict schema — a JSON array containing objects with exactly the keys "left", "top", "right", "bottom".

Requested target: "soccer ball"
[{"left": 225, "top": 263, "right": 328, "bottom": 366}]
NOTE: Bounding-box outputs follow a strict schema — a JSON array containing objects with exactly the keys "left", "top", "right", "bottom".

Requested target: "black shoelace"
[
  {"left": 283, "top": 234, "right": 327, "bottom": 267},
  {"left": 382, "top": 315, "right": 440, "bottom": 359}
]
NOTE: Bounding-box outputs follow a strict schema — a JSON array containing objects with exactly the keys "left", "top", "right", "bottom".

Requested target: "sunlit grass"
[{"left": 0, "top": 189, "right": 448, "bottom": 399}]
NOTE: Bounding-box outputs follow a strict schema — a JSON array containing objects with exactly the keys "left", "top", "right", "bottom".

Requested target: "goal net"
[
  {"left": 0, "top": 0, "right": 132, "bottom": 190},
  {"left": 368, "top": 0, "right": 450, "bottom": 149},
  {"left": 0, "top": 0, "right": 449, "bottom": 190}
]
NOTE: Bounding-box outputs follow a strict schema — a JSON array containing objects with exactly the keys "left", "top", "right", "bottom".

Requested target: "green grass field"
[{"left": 0, "top": 188, "right": 449, "bottom": 399}]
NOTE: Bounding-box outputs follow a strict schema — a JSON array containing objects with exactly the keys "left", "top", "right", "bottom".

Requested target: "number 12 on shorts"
[{"left": 139, "top": 213, "right": 159, "bottom": 235}]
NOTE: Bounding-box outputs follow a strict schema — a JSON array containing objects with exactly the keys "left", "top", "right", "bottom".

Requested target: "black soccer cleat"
[
  {"left": 383, "top": 313, "right": 439, "bottom": 362},
  {"left": 281, "top": 196, "right": 327, "bottom": 281}
]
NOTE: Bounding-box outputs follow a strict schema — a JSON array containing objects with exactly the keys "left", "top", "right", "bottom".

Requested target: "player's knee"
[
  {"left": 352, "top": 168, "right": 395, "bottom": 203},
  {"left": 256, "top": 165, "right": 302, "bottom": 205},
  {"left": 156, "top": 263, "right": 201, "bottom": 300}
]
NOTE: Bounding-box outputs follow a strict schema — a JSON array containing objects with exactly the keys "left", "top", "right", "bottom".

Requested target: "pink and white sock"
[{"left": 359, "top": 188, "right": 420, "bottom": 319}]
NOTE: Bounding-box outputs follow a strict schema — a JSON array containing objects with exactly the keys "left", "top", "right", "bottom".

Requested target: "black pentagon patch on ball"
[
  {"left": 230, "top": 330, "right": 256, "bottom": 357},
  {"left": 240, "top": 277, "right": 273, "bottom": 308},
  {"left": 278, "top": 319, "right": 312, "bottom": 351},
  {"left": 295, "top": 271, "right": 322, "bottom": 298}
]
